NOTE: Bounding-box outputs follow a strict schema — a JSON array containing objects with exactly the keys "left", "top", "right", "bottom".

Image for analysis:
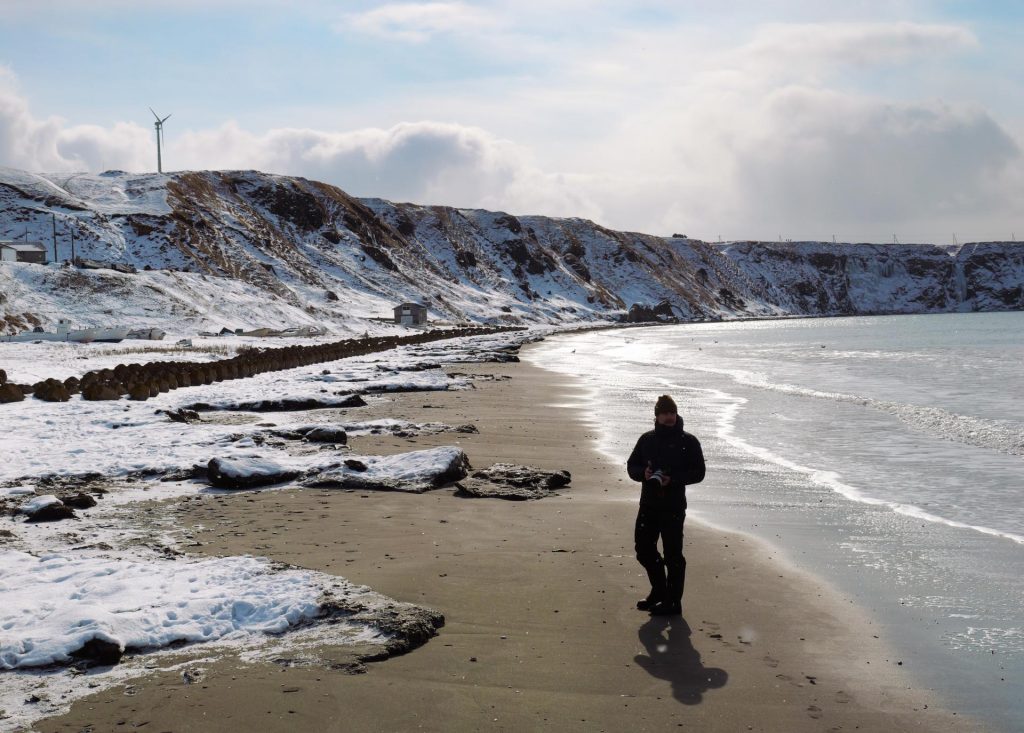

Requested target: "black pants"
[{"left": 634, "top": 505, "right": 686, "bottom": 605}]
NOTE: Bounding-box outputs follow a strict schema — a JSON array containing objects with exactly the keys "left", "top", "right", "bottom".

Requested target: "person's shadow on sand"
[{"left": 634, "top": 616, "right": 728, "bottom": 704}]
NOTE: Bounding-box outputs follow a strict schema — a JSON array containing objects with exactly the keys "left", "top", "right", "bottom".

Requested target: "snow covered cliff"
[{"left": 1, "top": 166, "right": 1021, "bottom": 334}]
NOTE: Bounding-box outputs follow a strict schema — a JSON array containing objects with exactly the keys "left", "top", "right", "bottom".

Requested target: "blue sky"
[{"left": 1, "top": 1, "right": 1022, "bottom": 242}]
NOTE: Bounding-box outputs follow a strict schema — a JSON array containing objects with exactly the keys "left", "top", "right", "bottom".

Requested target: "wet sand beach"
[{"left": 35, "top": 345, "right": 980, "bottom": 732}]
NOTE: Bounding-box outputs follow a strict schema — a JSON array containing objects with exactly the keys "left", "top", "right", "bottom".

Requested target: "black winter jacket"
[{"left": 627, "top": 420, "right": 705, "bottom": 511}]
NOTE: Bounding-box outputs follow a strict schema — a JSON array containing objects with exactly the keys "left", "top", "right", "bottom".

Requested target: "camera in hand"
[{"left": 644, "top": 469, "right": 665, "bottom": 492}]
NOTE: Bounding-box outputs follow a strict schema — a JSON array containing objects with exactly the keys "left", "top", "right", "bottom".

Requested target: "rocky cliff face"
[{"left": 1, "top": 166, "right": 1021, "bottom": 333}]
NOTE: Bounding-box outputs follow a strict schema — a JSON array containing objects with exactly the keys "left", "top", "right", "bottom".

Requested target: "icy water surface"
[{"left": 529, "top": 312, "right": 1024, "bottom": 732}]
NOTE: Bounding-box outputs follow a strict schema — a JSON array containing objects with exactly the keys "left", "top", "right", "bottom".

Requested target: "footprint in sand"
[
  {"left": 763, "top": 655, "right": 779, "bottom": 668},
  {"left": 834, "top": 690, "right": 852, "bottom": 704},
  {"left": 807, "top": 705, "right": 823, "bottom": 719}
]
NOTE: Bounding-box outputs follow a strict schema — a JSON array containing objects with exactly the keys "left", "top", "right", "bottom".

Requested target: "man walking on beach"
[{"left": 627, "top": 395, "right": 705, "bottom": 616}]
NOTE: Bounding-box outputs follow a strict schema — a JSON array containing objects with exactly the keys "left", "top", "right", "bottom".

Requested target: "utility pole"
[{"left": 52, "top": 213, "right": 57, "bottom": 262}]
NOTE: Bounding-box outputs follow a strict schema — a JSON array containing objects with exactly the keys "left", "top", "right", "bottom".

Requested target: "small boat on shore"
[
  {"left": 127, "top": 327, "right": 166, "bottom": 341},
  {"left": 90, "top": 325, "right": 131, "bottom": 343},
  {"left": 1, "top": 319, "right": 98, "bottom": 343}
]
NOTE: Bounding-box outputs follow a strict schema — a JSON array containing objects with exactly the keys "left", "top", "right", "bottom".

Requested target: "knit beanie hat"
[{"left": 654, "top": 394, "right": 678, "bottom": 415}]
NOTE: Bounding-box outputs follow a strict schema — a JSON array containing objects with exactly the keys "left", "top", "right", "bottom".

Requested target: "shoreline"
[{"left": 32, "top": 341, "right": 980, "bottom": 732}]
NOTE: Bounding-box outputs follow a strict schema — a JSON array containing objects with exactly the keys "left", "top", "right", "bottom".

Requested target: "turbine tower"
[{"left": 150, "top": 108, "right": 171, "bottom": 173}]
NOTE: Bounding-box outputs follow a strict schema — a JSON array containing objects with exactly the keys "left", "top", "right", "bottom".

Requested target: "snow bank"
[
  {"left": 0, "top": 551, "right": 327, "bottom": 670},
  {"left": 314, "top": 369, "right": 470, "bottom": 392},
  {"left": 326, "top": 418, "right": 470, "bottom": 437},
  {"left": 307, "top": 446, "right": 469, "bottom": 492}
]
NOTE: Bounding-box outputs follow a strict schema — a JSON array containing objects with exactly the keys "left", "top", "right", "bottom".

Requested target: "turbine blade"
[
  {"left": 150, "top": 107, "right": 160, "bottom": 121},
  {"left": 161, "top": 113, "right": 172, "bottom": 123}
]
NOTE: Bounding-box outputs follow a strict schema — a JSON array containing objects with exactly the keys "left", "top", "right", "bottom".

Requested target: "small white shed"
[{"left": 0, "top": 242, "right": 47, "bottom": 263}]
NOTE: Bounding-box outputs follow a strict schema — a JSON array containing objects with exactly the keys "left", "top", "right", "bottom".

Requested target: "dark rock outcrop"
[
  {"left": 62, "top": 492, "right": 98, "bottom": 509},
  {"left": 207, "top": 456, "right": 301, "bottom": 489},
  {"left": 25, "top": 502, "right": 78, "bottom": 522},
  {"left": 319, "top": 595, "right": 444, "bottom": 660},
  {"left": 69, "top": 637, "right": 123, "bottom": 666},
  {"left": 162, "top": 408, "right": 202, "bottom": 423},
  {"left": 455, "top": 463, "right": 571, "bottom": 500},
  {"left": 305, "top": 448, "right": 470, "bottom": 493},
  {"left": 625, "top": 299, "right": 678, "bottom": 323},
  {"left": 303, "top": 426, "right": 348, "bottom": 444}
]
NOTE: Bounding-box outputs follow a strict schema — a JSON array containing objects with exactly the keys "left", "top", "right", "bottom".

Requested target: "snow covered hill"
[{"left": 1, "top": 166, "right": 1021, "bottom": 334}]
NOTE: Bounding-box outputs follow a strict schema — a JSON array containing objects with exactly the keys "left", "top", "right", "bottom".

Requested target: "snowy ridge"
[{"left": 2, "top": 167, "right": 1022, "bottom": 336}]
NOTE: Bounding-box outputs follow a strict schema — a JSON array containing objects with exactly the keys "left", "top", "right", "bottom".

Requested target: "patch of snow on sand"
[
  {"left": 312, "top": 369, "right": 470, "bottom": 392},
  {"left": 0, "top": 552, "right": 333, "bottom": 670},
  {"left": 353, "top": 446, "right": 466, "bottom": 485}
]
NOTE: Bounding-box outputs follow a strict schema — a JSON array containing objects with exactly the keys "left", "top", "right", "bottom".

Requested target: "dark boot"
[
  {"left": 636, "top": 559, "right": 666, "bottom": 610},
  {"left": 636, "top": 592, "right": 663, "bottom": 611},
  {"left": 648, "top": 600, "right": 682, "bottom": 616}
]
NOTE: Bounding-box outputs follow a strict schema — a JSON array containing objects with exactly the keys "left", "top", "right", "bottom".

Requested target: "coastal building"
[
  {"left": 0, "top": 241, "right": 47, "bottom": 264},
  {"left": 393, "top": 302, "right": 428, "bottom": 326}
]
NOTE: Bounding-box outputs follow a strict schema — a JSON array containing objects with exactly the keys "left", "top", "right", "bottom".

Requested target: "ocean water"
[{"left": 528, "top": 312, "right": 1024, "bottom": 731}]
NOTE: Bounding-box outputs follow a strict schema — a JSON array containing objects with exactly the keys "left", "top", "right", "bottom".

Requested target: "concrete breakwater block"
[
  {"left": 0, "top": 383, "right": 25, "bottom": 402},
  {"left": 187, "top": 393, "right": 367, "bottom": 413},
  {"left": 2, "top": 326, "right": 524, "bottom": 408}
]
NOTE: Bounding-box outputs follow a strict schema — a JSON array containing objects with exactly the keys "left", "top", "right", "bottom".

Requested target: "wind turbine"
[{"left": 150, "top": 108, "right": 171, "bottom": 173}]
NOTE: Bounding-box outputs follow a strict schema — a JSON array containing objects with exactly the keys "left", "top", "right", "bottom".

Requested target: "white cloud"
[
  {"left": 510, "top": 19, "right": 1023, "bottom": 242},
  {"left": 338, "top": 2, "right": 498, "bottom": 42},
  {"left": 0, "top": 70, "right": 597, "bottom": 219},
  {"left": 0, "top": 68, "right": 69, "bottom": 171},
  {"left": 0, "top": 68, "right": 153, "bottom": 172},
  {"left": 173, "top": 119, "right": 600, "bottom": 217},
  {"left": 740, "top": 21, "right": 978, "bottom": 70},
  {"left": 2, "top": 9, "right": 1023, "bottom": 249},
  {"left": 705, "top": 87, "right": 1020, "bottom": 239}
]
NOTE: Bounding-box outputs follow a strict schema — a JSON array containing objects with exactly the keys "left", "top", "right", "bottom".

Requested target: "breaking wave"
[
  {"left": 663, "top": 380, "right": 1024, "bottom": 547},
  {"left": 680, "top": 363, "right": 1024, "bottom": 457}
]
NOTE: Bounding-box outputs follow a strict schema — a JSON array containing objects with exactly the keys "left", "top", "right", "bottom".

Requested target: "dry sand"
[{"left": 35, "top": 345, "right": 983, "bottom": 732}]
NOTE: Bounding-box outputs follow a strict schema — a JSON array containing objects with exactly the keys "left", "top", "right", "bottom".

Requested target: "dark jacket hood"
[{"left": 653, "top": 417, "right": 685, "bottom": 435}]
